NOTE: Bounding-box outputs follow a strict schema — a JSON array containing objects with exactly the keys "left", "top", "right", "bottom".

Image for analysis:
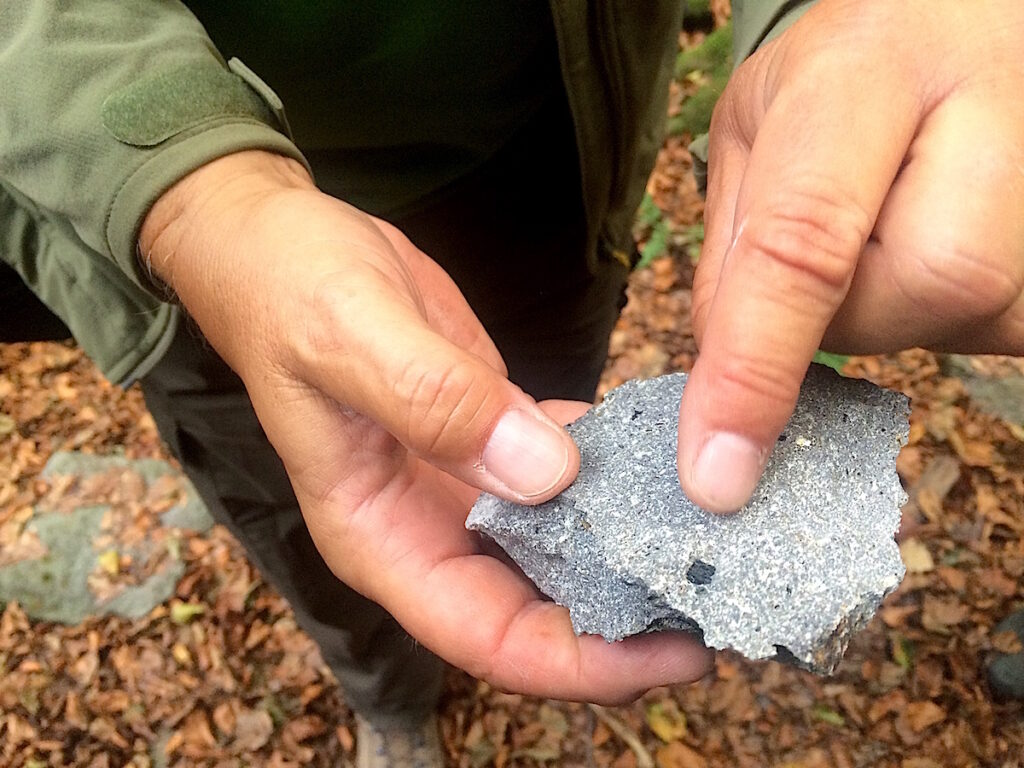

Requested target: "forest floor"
[{"left": 3, "top": 20, "right": 1024, "bottom": 768}]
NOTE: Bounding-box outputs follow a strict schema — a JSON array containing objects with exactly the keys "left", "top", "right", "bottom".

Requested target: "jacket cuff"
[{"left": 106, "top": 120, "right": 308, "bottom": 295}]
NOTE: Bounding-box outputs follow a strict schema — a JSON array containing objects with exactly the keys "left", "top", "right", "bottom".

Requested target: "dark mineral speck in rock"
[
  {"left": 466, "top": 365, "right": 909, "bottom": 674},
  {"left": 686, "top": 559, "right": 716, "bottom": 585}
]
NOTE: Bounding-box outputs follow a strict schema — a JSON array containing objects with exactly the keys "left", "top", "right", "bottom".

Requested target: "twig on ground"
[{"left": 588, "top": 704, "right": 654, "bottom": 768}]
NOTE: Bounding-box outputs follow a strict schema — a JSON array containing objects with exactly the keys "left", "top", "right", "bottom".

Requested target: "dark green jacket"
[{"left": 0, "top": 1, "right": 795, "bottom": 385}]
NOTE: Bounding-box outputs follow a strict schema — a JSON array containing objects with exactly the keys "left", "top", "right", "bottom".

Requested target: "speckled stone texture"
[{"left": 467, "top": 366, "right": 909, "bottom": 674}]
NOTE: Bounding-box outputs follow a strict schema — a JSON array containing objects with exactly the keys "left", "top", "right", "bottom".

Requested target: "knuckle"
[
  {"left": 901, "top": 241, "right": 1024, "bottom": 320},
  {"left": 740, "top": 189, "right": 868, "bottom": 300},
  {"left": 396, "top": 359, "right": 492, "bottom": 456},
  {"left": 708, "top": 50, "right": 767, "bottom": 147},
  {"left": 292, "top": 280, "right": 358, "bottom": 370},
  {"left": 708, "top": 87, "right": 739, "bottom": 142},
  {"left": 713, "top": 350, "right": 801, "bottom": 415},
  {"left": 690, "top": 294, "right": 712, "bottom": 344},
  {"left": 690, "top": 281, "right": 715, "bottom": 342}
]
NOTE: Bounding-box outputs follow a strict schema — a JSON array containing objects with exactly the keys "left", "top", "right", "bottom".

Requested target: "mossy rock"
[
  {"left": 671, "top": 23, "right": 733, "bottom": 138},
  {"left": 675, "top": 23, "right": 732, "bottom": 80}
]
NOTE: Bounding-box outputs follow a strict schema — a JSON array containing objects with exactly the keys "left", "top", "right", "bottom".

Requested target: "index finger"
[{"left": 679, "top": 37, "right": 923, "bottom": 513}]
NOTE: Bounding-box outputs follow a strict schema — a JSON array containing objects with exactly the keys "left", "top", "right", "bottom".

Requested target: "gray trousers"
[{"left": 139, "top": 91, "right": 630, "bottom": 727}]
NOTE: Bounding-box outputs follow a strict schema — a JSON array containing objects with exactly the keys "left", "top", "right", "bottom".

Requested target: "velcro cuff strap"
[{"left": 102, "top": 60, "right": 278, "bottom": 147}]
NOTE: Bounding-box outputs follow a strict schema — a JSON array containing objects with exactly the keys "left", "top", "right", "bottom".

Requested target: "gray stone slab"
[
  {"left": 0, "top": 504, "right": 187, "bottom": 623},
  {"left": 988, "top": 610, "right": 1024, "bottom": 701},
  {"left": 0, "top": 452, "right": 210, "bottom": 623},
  {"left": 467, "top": 366, "right": 909, "bottom": 674},
  {"left": 41, "top": 451, "right": 213, "bottom": 533}
]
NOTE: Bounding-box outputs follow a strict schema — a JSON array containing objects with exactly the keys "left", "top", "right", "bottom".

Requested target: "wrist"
[{"left": 138, "top": 150, "right": 314, "bottom": 291}]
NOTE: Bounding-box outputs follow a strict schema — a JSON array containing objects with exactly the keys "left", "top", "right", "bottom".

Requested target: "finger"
[
  {"left": 691, "top": 55, "right": 761, "bottom": 347},
  {"left": 405, "top": 554, "right": 714, "bottom": 703},
  {"left": 825, "top": 92, "right": 1024, "bottom": 354},
  {"left": 314, "top": 487, "right": 712, "bottom": 702},
  {"left": 691, "top": 146, "right": 750, "bottom": 348},
  {"left": 288, "top": 267, "right": 578, "bottom": 505},
  {"left": 987, "top": 296, "right": 1024, "bottom": 354},
  {"left": 678, "top": 48, "right": 924, "bottom": 513}
]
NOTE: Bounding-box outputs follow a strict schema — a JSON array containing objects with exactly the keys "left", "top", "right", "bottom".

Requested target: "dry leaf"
[
  {"left": 281, "top": 714, "right": 327, "bottom": 750},
  {"left": 3, "top": 713, "right": 38, "bottom": 749},
  {"left": 63, "top": 690, "right": 87, "bottom": 731},
  {"left": 538, "top": 703, "right": 569, "bottom": 738},
  {"left": 921, "top": 595, "right": 970, "bottom": 633},
  {"left": 991, "top": 630, "right": 1024, "bottom": 654},
  {"left": 233, "top": 708, "right": 274, "bottom": 752},
  {"left": 299, "top": 683, "right": 323, "bottom": 707},
  {"left": 949, "top": 432, "right": 996, "bottom": 467},
  {"left": 171, "top": 642, "right": 192, "bottom": 667},
  {"left": 69, "top": 648, "right": 99, "bottom": 686},
  {"left": 974, "top": 568, "right": 1018, "bottom": 597},
  {"left": 336, "top": 724, "right": 354, "bottom": 753},
  {"left": 880, "top": 604, "right": 918, "bottom": 628},
  {"left": 904, "top": 701, "right": 946, "bottom": 733},
  {"left": 213, "top": 701, "right": 237, "bottom": 737},
  {"left": 509, "top": 745, "right": 560, "bottom": 762},
  {"left": 936, "top": 566, "right": 967, "bottom": 592},
  {"left": 245, "top": 619, "right": 272, "bottom": 650},
  {"left": 915, "top": 488, "right": 944, "bottom": 523},
  {"left": 900, "top": 538, "right": 935, "bottom": 574},
  {"left": 867, "top": 690, "right": 907, "bottom": 723},
  {"left": 646, "top": 699, "right": 687, "bottom": 742},
  {"left": 87, "top": 718, "right": 129, "bottom": 750},
  {"left": 0, "top": 507, "right": 47, "bottom": 567},
  {"left": 655, "top": 741, "right": 707, "bottom": 768}
]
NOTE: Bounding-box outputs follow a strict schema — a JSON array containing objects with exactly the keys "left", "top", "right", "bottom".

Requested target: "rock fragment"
[
  {"left": 467, "top": 366, "right": 909, "bottom": 674},
  {"left": 987, "top": 610, "right": 1024, "bottom": 701}
]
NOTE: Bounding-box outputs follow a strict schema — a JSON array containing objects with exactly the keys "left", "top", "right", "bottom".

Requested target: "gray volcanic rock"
[{"left": 467, "top": 366, "right": 909, "bottom": 674}]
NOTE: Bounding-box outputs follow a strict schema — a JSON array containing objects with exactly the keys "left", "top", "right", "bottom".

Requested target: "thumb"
[
  {"left": 679, "top": 32, "right": 923, "bottom": 513},
  {"left": 291, "top": 268, "right": 579, "bottom": 505}
]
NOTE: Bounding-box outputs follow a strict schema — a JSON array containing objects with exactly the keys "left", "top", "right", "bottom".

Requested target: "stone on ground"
[
  {"left": 0, "top": 451, "right": 212, "bottom": 623},
  {"left": 988, "top": 610, "right": 1024, "bottom": 701}
]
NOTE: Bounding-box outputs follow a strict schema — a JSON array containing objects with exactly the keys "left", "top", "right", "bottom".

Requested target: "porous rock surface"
[{"left": 467, "top": 366, "right": 909, "bottom": 674}]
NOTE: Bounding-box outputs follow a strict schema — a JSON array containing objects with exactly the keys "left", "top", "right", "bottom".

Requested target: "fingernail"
[
  {"left": 690, "top": 432, "right": 765, "bottom": 513},
  {"left": 483, "top": 409, "right": 570, "bottom": 498}
]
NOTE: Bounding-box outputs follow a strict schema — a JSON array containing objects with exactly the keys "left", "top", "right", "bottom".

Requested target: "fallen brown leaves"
[{"left": 0, "top": 342, "right": 355, "bottom": 766}]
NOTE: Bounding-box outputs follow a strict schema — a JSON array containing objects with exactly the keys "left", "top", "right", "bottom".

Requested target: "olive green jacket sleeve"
[
  {"left": 690, "top": 0, "right": 818, "bottom": 193},
  {"left": 731, "top": 0, "right": 819, "bottom": 62},
  {"left": 0, "top": 1, "right": 308, "bottom": 383}
]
